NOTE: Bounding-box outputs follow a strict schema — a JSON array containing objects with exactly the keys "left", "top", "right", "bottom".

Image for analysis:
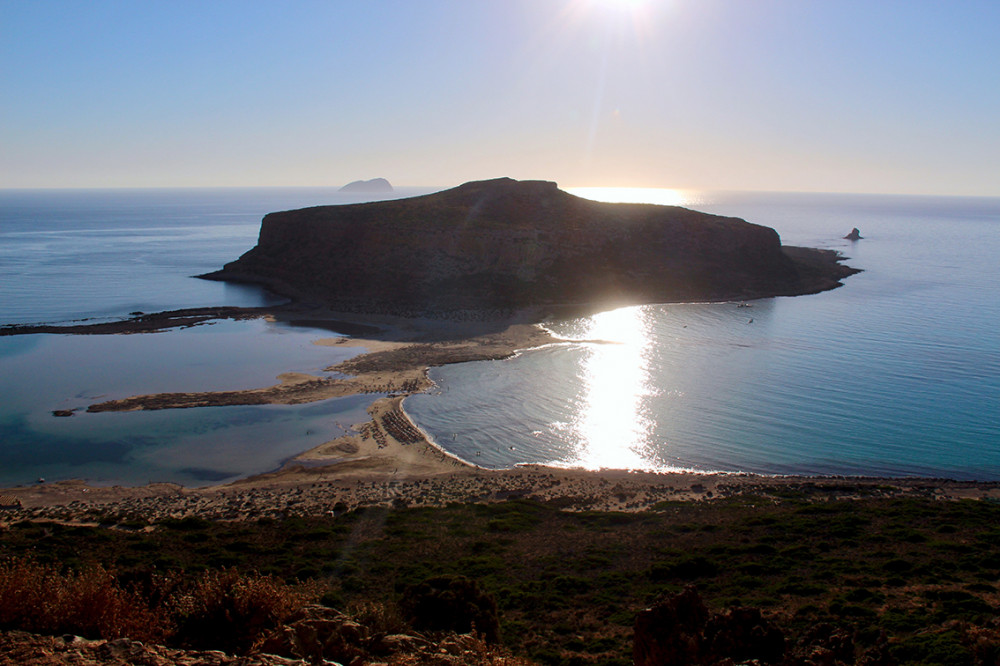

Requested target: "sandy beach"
[{"left": 3, "top": 305, "right": 1000, "bottom": 525}]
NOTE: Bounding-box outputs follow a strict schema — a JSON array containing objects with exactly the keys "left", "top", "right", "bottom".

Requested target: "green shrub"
[
  {"left": 400, "top": 575, "right": 500, "bottom": 643},
  {"left": 891, "top": 629, "right": 973, "bottom": 666}
]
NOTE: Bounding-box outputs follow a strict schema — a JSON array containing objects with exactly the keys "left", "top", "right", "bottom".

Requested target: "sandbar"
[{"left": 3, "top": 305, "right": 1000, "bottom": 524}]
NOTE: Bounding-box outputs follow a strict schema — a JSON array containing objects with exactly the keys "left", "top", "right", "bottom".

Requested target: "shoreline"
[{"left": 5, "top": 460, "right": 1000, "bottom": 525}]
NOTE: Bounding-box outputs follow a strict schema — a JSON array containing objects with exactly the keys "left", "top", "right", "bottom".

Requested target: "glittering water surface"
[
  {"left": 406, "top": 191, "right": 1000, "bottom": 480},
  {"left": 2, "top": 187, "right": 998, "bottom": 485}
]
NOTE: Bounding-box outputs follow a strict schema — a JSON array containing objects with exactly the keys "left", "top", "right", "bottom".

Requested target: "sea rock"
[
  {"left": 203, "top": 178, "right": 858, "bottom": 316},
  {"left": 844, "top": 228, "right": 862, "bottom": 240},
  {"left": 338, "top": 178, "right": 393, "bottom": 193}
]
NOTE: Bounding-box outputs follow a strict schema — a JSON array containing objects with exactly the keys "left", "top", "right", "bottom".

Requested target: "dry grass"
[
  {"left": 171, "top": 568, "right": 320, "bottom": 653},
  {"left": 0, "top": 558, "right": 317, "bottom": 652},
  {"left": 0, "top": 558, "right": 168, "bottom": 642}
]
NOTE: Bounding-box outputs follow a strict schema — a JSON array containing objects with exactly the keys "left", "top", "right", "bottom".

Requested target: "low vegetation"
[{"left": 2, "top": 495, "right": 1000, "bottom": 664}]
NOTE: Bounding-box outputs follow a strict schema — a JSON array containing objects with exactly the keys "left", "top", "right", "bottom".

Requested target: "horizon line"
[{"left": 1, "top": 183, "right": 998, "bottom": 199}]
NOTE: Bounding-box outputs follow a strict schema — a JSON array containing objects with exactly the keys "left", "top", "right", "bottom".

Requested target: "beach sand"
[{"left": 3, "top": 305, "right": 1000, "bottom": 524}]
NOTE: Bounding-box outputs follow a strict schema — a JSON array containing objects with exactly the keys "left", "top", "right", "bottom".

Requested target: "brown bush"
[
  {"left": 0, "top": 558, "right": 319, "bottom": 653},
  {"left": 346, "top": 598, "right": 410, "bottom": 638},
  {"left": 0, "top": 558, "right": 168, "bottom": 642},
  {"left": 171, "top": 568, "right": 317, "bottom": 653}
]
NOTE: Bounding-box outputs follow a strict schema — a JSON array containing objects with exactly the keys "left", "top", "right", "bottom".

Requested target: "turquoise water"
[
  {"left": 0, "top": 316, "right": 384, "bottom": 487},
  {"left": 406, "top": 191, "right": 1000, "bottom": 480},
  {"left": 0, "top": 187, "right": 433, "bottom": 487},
  {"left": 1, "top": 187, "right": 998, "bottom": 484}
]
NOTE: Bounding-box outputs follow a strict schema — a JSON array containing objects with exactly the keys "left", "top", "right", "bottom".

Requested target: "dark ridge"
[{"left": 202, "top": 178, "right": 859, "bottom": 316}]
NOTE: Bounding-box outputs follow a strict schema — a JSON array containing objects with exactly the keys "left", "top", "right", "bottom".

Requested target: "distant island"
[
  {"left": 338, "top": 177, "right": 393, "bottom": 193},
  {"left": 203, "top": 178, "right": 858, "bottom": 316}
]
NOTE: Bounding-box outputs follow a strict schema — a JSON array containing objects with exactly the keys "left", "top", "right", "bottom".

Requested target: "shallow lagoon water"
[
  {"left": 0, "top": 318, "right": 378, "bottom": 487},
  {"left": 1, "top": 187, "right": 434, "bottom": 487}
]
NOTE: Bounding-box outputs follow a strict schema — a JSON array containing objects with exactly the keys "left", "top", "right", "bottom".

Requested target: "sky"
[{"left": 2, "top": 0, "right": 998, "bottom": 195}]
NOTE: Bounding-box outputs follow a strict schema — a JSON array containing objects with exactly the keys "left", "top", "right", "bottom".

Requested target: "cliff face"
[{"left": 204, "top": 178, "right": 855, "bottom": 314}]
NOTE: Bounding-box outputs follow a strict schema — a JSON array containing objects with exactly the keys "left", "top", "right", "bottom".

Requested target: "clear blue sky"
[{"left": 2, "top": 0, "right": 998, "bottom": 195}]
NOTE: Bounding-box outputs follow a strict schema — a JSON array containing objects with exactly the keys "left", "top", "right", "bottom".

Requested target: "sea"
[{"left": 1, "top": 187, "right": 998, "bottom": 487}]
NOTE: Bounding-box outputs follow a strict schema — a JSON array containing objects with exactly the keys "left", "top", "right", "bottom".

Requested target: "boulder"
[
  {"left": 633, "top": 587, "right": 785, "bottom": 665},
  {"left": 844, "top": 228, "right": 862, "bottom": 240},
  {"left": 254, "top": 605, "right": 367, "bottom": 663}
]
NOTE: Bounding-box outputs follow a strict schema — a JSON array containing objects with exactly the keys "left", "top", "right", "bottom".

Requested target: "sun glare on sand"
[{"left": 566, "top": 187, "right": 691, "bottom": 207}]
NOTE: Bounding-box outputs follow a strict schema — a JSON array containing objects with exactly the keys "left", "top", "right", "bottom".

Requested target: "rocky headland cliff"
[{"left": 202, "top": 178, "right": 858, "bottom": 316}]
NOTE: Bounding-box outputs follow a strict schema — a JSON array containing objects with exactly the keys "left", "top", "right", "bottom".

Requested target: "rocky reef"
[{"left": 203, "top": 178, "right": 858, "bottom": 316}]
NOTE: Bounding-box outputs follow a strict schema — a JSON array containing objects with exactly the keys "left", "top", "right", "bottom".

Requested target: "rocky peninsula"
[
  {"left": 0, "top": 177, "right": 866, "bottom": 500},
  {"left": 201, "top": 178, "right": 858, "bottom": 317}
]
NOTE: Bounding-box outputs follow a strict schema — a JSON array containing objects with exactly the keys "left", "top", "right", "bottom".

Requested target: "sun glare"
[
  {"left": 569, "top": 305, "right": 656, "bottom": 470},
  {"left": 592, "top": 0, "right": 648, "bottom": 10},
  {"left": 566, "top": 186, "right": 690, "bottom": 207}
]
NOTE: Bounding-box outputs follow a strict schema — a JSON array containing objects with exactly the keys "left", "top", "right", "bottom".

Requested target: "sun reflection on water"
[{"left": 568, "top": 305, "right": 657, "bottom": 470}]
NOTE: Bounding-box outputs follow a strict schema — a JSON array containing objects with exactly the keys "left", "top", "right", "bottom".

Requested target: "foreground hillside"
[
  {"left": 3, "top": 495, "right": 999, "bottom": 665},
  {"left": 203, "top": 178, "right": 858, "bottom": 315}
]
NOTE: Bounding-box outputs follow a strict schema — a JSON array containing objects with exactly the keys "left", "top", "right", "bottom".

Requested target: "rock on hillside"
[{"left": 203, "top": 178, "right": 857, "bottom": 315}]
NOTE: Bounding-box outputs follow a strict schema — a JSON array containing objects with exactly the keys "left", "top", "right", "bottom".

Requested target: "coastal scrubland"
[{"left": 3, "top": 494, "right": 1000, "bottom": 664}]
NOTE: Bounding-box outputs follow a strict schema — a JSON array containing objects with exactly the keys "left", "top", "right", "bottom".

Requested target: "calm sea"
[
  {"left": 407, "top": 190, "right": 1000, "bottom": 481},
  {"left": 0, "top": 187, "right": 433, "bottom": 487},
  {"left": 1, "top": 187, "right": 998, "bottom": 485}
]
